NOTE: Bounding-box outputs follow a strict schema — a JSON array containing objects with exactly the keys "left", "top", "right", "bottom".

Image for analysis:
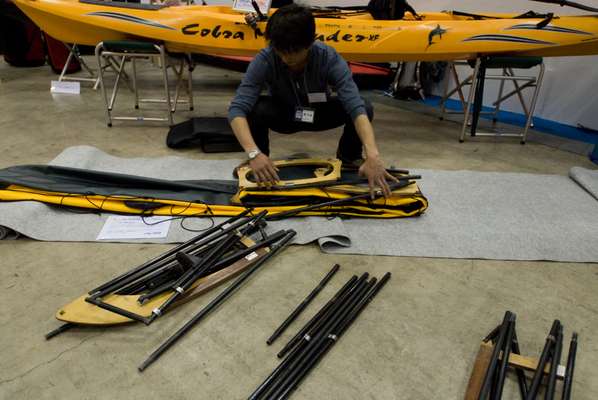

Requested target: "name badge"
[
  {"left": 308, "top": 92, "right": 327, "bottom": 103},
  {"left": 294, "top": 107, "right": 315, "bottom": 123}
]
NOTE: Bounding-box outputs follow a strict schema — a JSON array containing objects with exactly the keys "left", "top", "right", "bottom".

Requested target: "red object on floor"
[
  {"left": 1, "top": 1, "right": 45, "bottom": 67},
  {"left": 206, "top": 54, "right": 392, "bottom": 77},
  {"left": 44, "top": 33, "right": 81, "bottom": 74}
]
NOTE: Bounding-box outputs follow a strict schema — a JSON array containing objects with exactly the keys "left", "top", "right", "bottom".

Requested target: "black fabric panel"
[{"left": 0, "top": 165, "right": 237, "bottom": 205}]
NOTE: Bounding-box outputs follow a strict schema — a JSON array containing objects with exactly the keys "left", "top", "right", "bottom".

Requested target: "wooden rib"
[
  {"left": 464, "top": 343, "right": 494, "bottom": 400},
  {"left": 56, "top": 240, "right": 268, "bottom": 325},
  {"left": 237, "top": 158, "right": 341, "bottom": 189}
]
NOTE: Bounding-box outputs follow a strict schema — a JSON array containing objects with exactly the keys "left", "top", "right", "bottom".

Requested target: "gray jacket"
[{"left": 228, "top": 41, "right": 366, "bottom": 122}]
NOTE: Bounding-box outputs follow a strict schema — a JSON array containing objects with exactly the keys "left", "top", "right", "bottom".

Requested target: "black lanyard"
[{"left": 290, "top": 73, "right": 310, "bottom": 107}]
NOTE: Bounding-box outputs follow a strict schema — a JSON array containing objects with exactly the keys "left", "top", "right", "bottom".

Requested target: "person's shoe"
[
  {"left": 336, "top": 153, "right": 365, "bottom": 170},
  {"left": 282, "top": 152, "right": 310, "bottom": 160}
]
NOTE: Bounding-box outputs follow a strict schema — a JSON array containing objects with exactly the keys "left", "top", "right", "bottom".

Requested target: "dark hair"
[{"left": 265, "top": 4, "right": 315, "bottom": 53}]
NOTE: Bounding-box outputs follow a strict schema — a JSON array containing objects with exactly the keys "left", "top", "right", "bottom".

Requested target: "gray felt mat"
[
  {"left": 569, "top": 166, "right": 598, "bottom": 201},
  {"left": 1, "top": 146, "right": 597, "bottom": 262},
  {"left": 319, "top": 170, "right": 598, "bottom": 262}
]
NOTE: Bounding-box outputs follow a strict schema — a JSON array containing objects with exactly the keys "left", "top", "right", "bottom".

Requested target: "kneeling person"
[{"left": 228, "top": 4, "right": 396, "bottom": 197}]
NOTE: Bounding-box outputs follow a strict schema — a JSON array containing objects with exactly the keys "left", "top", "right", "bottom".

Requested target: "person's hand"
[
  {"left": 249, "top": 153, "right": 280, "bottom": 186},
  {"left": 358, "top": 156, "right": 398, "bottom": 199}
]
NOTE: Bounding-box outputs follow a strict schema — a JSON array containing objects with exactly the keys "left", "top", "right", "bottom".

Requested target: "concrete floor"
[{"left": 0, "top": 59, "right": 597, "bottom": 400}]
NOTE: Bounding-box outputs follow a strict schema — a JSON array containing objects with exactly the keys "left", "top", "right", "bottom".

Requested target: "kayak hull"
[{"left": 13, "top": 1, "right": 598, "bottom": 61}]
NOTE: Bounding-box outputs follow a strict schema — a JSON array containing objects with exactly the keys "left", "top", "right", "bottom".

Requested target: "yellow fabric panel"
[{"left": 0, "top": 182, "right": 428, "bottom": 218}]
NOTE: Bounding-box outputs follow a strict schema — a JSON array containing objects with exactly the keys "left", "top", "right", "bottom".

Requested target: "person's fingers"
[
  {"left": 379, "top": 177, "right": 391, "bottom": 198},
  {"left": 368, "top": 176, "right": 376, "bottom": 200},
  {"left": 254, "top": 169, "right": 266, "bottom": 186},
  {"left": 385, "top": 171, "right": 399, "bottom": 182},
  {"left": 266, "top": 163, "right": 280, "bottom": 182},
  {"left": 262, "top": 168, "right": 276, "bottom": 186}
]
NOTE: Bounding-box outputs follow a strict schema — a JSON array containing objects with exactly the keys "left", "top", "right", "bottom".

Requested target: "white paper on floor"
[{"left": 97, "top": 215, "right": 172, "bottom": 240}]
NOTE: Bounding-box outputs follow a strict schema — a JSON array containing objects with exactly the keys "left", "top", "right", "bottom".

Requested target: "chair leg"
[
  {"left": 460, "top": 58, "right": 480, "bottom": 142},
  {"left": 95, "top": 43, "right": 113, "bottom": 127},
  {"left": 58, "top": 44, "right": 76, "bottom": 82},
  {"left": 132, "top": 58, "right": 139, "bottom": 110},
  {"left": 521, "top": 63, "right": 545, "bottom": 144},
  {"left": 493, "top": 68, "right": 506, "bottom": 123},
  {"left": 439, "top": 62, "right": 452, "bottom": 120},
  {"left": 187, "top": 59, "right": 194, "bottom": 111},
  {"left": 171, "top": 60, "right": 184, "bottom": 113},
  {"left": 452, "top": 65, "right": 468, "bottom": 112},
  {"left": 159, "top": 48, "right": 174, "bottom": 126},
  {"left": 109, "top": 56, "right": 126, "bottom": 112},
  {"left": 508, "top": 68, "right": 531, "bottom": 120},
  {"left": 470, "top": 60, "right": 487, "bottom": 137}
]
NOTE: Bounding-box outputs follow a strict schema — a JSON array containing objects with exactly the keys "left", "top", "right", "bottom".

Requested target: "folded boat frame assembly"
[{"left": 465, "top": 311, "right": 578, "bottom": 400}]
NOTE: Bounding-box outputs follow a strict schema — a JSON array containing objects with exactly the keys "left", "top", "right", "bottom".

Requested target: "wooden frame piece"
[
  {"left": 237, "top": 158, "right": 342, "bottom": 190},
  {"left": 464, "top": 341, "right": 566, "bottom": 400},
  {"left": 56, "top": 238, "right": 268, "bottom": 326}
]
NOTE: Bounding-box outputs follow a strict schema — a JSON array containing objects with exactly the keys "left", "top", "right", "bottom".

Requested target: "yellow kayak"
[{"left": 13, "top": 0, "right": 598, "bottom": 61}]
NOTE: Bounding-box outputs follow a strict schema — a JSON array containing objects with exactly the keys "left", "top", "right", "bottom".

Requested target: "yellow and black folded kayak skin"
[
  {"left": 0, "top": 160, "right": 428, "bottom": 218},
  {"left": 12, "top": 1, "right": 598, "bottom": 62}
]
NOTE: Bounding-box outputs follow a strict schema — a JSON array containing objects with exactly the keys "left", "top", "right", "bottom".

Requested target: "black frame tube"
[
  {"left": 138, "top": 230, "right": 296, "bottom": 372},
  {"left": 248, "top": 273, "right": 369, "bottom": 400},
  {"left": 483, "top": 324, "right": 501, "bottom": 343},
  {"left": 267, "top": 264, "right": 340, "bottom": 345},
  {"left": 147, "top": 211, "right": 268, "bottom": 323},
  {"left": 561, "top": 332, "right": 577, "bottom": 400},
  {"left": 247, "top": 175, "right": 421, "bottom": 192},
  {"left": 277, "top": 275, "right": 358, "bottom": 359},
  {"left": 493, "top": 313, "right": 516, "bottom": 400},
  {"left": 110, "top": 236, "right": 226, "bottom": 296},
  {"left": 262, "top": 278, "right": 376, "bottom": 400},
  {"left": 525, "top": 320, "right": 560, "bottom": 400},
  {"left": 44, "top": 322, "right": 75, "bottom": 340},
  {"left": 265, "top": 181, "right": 411, "bottom": 221},
  {"left": 545, "top": 324, "right": 563, "bottom": 400},
  {"left": 91, "top": 211, "right": 259, "bottom": 298},
  {"left": 478, "top": 311, "right": 513, "bottom": 400},
  {"left": 89, "top": 209, "right": 252, "bottom": 295},
  {"left": 138, "top": 230, "right": 288, "bottom": 304},
  {"left": 511, "top": 329, "right": 529, "bottom": 399},
  {"left": 271, "top": 273, "right": 392, "bottom": 400},
  {"left": 85, "top": 226, "right": 281, "bottom": 326}
]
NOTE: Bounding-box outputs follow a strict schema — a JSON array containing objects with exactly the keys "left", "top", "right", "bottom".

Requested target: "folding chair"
[
  {"left": 439, "top": 56, "right": 545, "bottom": 144},
  {"left": 95, "top": 40, "right": 194, "bottom": 126},
  {"left": 56, "top": 44, "right": 99, "bottom": 88}
]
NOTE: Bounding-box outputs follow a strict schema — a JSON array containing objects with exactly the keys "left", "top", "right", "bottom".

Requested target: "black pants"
[{"left": 247, "top": 96, "right": 374, "bottom": 161}]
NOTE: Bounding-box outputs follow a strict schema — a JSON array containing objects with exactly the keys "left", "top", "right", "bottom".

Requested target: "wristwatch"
[{"left": 247, "top": 149, "right": 261, "bottom": 160}]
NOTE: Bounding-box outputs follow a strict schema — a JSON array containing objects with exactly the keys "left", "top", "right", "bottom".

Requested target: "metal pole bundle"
[
  {"left": 88, "top": 208, "right": 253, "bottom": 297},
  {"left": 267, "top": 263, "right": 340, "bottom": 345},
  {"left": 83, "top": 210, "right": 270, "bottom": 326},
  {"left": 46, "top": 210, "right": 284, "bottom": 339},
  {"left": 139, "top": 229, "right": 297, "bottom": 372},
  {"left": 249, "top": 271, "right": 391, "bottom": 399},
  {"left": 470, "top": 313, "right": 578, "bottom": 400},
  {"left": 146, "top": 210, "right": 268, "bottom": 323},
  {"left": 276, "top": 275, "right": 358, "bottom": 359},
  {"left": 266, "top": 181, "right": 412, "bottom": 221}
]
